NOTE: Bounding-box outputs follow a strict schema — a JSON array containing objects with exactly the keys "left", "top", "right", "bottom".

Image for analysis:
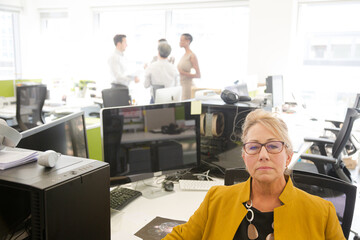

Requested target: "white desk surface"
[
  {"left": 0, "top": 104, "right": 16, "bottom": 119},
  {"left": 280, "top": 112, "right": 326, "bottom": 168},
  {"left": 111, "top": 181, "right": 209, "bottom": 239},
  {"left": 0, "top": 98, "right": 99, "bottom": 120},
  {"left": 121, "top": 130, "right": 196, "bottom": 144}
]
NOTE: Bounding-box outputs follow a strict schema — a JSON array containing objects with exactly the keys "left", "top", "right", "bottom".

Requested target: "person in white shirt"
[
  {"left": 145, "top": 39, "right": 175, "bottom": 67},
  {"left": 144, "top": 42, "right": 178, "bottom": 103},
  {"left": 108, "top": 34, "right": 139, "bottom": 88}
]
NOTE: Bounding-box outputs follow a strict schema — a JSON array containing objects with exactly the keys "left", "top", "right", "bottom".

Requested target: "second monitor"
[
  {"left": 101, "top": 101, "right": 200, "bottom": 183},
  {"left": 155, "top": 86, "right": 182, "bottom": 104}
]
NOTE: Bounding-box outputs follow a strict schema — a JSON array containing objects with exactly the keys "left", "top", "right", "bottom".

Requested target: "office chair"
[
  {"left": 323, "top": 93, "right": 360, "bottom": 156},
  {"left": 15, "top": 84, "right": 47, "bottom": 131},
  {"left": 101, "top": 87, "right": 131, "bottom": 108},
  {"left": 296, "top": 108, "right": 360, "bottom": 183},
  {"left": 326, "top": 93, "right": 360, "bottom": 128},
  {"left": 224, "top": 168, "right": 357, "bottom": 239}
]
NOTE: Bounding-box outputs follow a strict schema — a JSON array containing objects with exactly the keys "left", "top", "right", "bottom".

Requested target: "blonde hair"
[{"left": 241, "top": 109, "right": 293, "bottom": 155}]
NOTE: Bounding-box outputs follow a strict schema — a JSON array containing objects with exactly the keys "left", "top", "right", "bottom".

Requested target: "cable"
[
  {"left": 5, "top": 215, "right": 31, "bottom": 240},
  {"left": 140, "top": 175, "right": 166, "bottom": 189},
  {"left": 200, "top": 160, "right": 226, "bottom": 175},
  {"left": 164, "top": 168, "right": 193, "bottom": 182},
  {"left": 229, "top": 107, "right": 253, "bottom": 143},
  {"left": 193, "top": 170, "right": 214, "bottom": 181},
  {"left": 13, "top": 229, "right": 27, "bottom": 240},
  {"left": 351, "top": 229, "right": 359, "bottom": 240}
]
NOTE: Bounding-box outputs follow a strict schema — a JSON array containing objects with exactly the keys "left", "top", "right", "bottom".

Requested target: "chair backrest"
[
  {"left": 353, "top": 93, "right": 360, "bottom": 109},
  {"left": 224, "top": 168, "right": 357, "bottom": 239},
  {"left": 16, "top": 84, "right": 47, "bottom": 131},
  {"left": 332, "top": 108, "right": 360, "bottom": 158},
  {"left": 291, "top": 170, "right": 356, "bottom": 239},
  {"left": 101, "top": 88, "right": 131, "bottom": 108}
]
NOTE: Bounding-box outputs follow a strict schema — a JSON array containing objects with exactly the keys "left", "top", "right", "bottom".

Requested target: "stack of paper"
[{"left": 0, "top": 149, "right": 38, "bottom": 170}]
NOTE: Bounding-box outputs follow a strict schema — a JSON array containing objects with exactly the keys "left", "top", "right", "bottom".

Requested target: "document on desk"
[
  {"left": 135, "top": 216, "right": 186, "bottom": 240},
  {"left": 0, "top": 148, "right": 38, "bottom": 170}
]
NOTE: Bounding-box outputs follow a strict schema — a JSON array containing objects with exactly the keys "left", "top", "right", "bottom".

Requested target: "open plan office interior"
[{"left": 1, "top": 0, "right": 360, "bottom": 239}]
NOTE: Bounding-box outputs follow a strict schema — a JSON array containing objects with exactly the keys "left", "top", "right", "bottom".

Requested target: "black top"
[{"left": 233, "top": 203, "right": 274, "bottom": 240}]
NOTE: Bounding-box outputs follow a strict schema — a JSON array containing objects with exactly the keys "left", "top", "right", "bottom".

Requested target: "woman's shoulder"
[{"left": 207, "top": 181, "right": 248, "bottom": 200}]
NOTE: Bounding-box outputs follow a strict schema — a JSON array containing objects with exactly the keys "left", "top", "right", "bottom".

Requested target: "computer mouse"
[
  {"left": 163, "top": 181, "right": 174, "bottom": 192},
  {"left": 38, "top": 150, "right": 59, "bottom": 168}
]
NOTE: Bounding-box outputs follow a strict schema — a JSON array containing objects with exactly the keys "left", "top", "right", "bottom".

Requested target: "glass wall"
[
  {"left": 94, "top": 5, "right": 249, "bottom": 104},
  {"left": 0, "top": 10, "right": 20, "bottom": 80},
  {"left": 293, "top": 1, "right": 360, "bottom": 119}
]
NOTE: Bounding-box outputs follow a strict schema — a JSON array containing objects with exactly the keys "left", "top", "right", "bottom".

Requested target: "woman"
[
  {"left": 177, "top": 33, "right": 201, "bottom": 100},
  {"left": 163, "top": 109, "right": 344, "bottom": 240}
]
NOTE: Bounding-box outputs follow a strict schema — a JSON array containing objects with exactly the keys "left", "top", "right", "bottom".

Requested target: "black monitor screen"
[
  {"left": 17, "top": 112, "right": 89, "bottom": 158},
  {"left": 200, "top": 102, "right": 255, "bottom": 170},
  {"left": 266, "top": 75, "right": 284, "bottom": 108},
  {"left": 101, "top": 101, "right": 200, "bottom": 181}
]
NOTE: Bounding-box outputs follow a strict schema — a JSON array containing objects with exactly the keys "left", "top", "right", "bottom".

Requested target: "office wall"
[
  {"left": 247, "top": 0, "right": 297, "bottom": 87},
  {"left": 0, "top": 0, "right": 21, "bottom": 8}
]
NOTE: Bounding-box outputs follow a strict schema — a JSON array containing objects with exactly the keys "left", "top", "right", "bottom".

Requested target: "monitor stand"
[{"left": 131, "top": 179, "right": 174, "bottom": 199}]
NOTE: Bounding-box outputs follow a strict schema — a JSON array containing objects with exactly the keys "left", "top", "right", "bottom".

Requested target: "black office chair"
[
  {"left": 101, "top": 87, "right": 131, "bottom": 108},
  {"left": 326, "top": 93, "right": 360, "bottom": 128},
  {"left": 224, "top": 168, "right": 357, "bottom": 239},
  {"left": 15, "top": 84, "right": 47, "bottom": 131},
  {"left": 295, "top": 108, "right": 360, "bottom": 183},
  {"left": 323, "top": 93, "right": 360, "bottom": 156}
]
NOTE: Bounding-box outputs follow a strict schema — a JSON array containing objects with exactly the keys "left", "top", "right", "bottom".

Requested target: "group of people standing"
[{"left": 108, "top": 33, "right": 201, "bottom": 102}]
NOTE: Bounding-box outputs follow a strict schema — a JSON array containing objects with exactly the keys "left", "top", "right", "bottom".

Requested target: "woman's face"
[
  {"left": 179, "top": 35, "right": 188, "bottom": 48},
  {"left": 242, "top": 123, "right": 292, "bottom": 184}
]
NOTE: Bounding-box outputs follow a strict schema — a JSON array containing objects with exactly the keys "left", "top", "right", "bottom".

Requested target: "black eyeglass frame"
[{"left": 243, "top": 141, "right": 287, "bottom": 155}]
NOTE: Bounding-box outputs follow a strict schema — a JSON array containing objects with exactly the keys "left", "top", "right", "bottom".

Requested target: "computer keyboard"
[
  {"left": 179, "top": 179, "right": 223, "bottom": 191},
  {"left": 110, "top": 186, "right": 142, "bottom": 211}
]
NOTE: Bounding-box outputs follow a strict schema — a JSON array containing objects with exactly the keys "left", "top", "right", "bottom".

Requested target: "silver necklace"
[{"left": 245, "top": 200, "right": 274, "bottom": 240}]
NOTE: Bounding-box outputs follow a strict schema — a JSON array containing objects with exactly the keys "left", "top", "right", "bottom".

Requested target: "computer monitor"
[
  {"left": 199, "top": 102, "right": 256, "bottom": 171},
  {"left": 265, "top": 75, "right": 284, "bottom": 108},
  {"left": 17, "top": 112, "right": 89, "bottom": 158},
  {"left": 155, "top": 86, "right": 182, "bottom": 103},
  {"left": 101, "top": 101, "right": 200, "bottom": 183}
]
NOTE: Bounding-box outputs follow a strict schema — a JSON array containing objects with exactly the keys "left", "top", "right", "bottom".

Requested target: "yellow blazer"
[{"left": 163, "top": 177, "right": 345, "bottom": 240}]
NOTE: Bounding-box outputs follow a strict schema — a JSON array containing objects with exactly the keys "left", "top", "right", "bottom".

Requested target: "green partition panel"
[
  {"left": 0, "top": 80, "right": 15, "bottom": 97},
  {"left": 15, "top": 79, "right": 42, "bottom": 84},
  {"left": 86, "top": 125, "right": 103, "bottom": 161}
]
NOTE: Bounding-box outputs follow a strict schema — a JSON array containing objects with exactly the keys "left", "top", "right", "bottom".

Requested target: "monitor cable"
[
  {"left": 351, "top": 230, "right": 359, "bottom": 240},
  {"left": 229, "top": 107, "right": 253, "bottom": 143},
  {"left": 192, "top": 170, "right": 214, "bottom": 181}
]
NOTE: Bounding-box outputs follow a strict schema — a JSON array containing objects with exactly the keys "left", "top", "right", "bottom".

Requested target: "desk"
[
  {"left": 280, "top": 112, "right": 326, "bottom": 169},
  {"left": 0, "top": 104, "right": 16, "bottom": 120},
  {"left": 122, "top": 130, "right": 196, "bottom": 144},
  {"left": 111, "top": 181, "right": 208, "bottom": 239},
  {"left": 0, "top": 98, "right": 100, "bottom": 123}
]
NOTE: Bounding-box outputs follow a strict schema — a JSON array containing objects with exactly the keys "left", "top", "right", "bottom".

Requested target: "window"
[
  {"left": 94, "top": 3, "right": 249, "bottom": 104},
  {"left": 171, "top": 7, "right": 249, "bottom": 88},
  {"left": 304, "top": 32, "right": 360, "bottom": 66},
  {"left": 0, "top": 10, "right": 20, "bottom": 79},
  {"left": 292, "top": 1, "right": 360, "bottom": 119},
  {"left": 39, "top": 11, "right": 70, "bottom": 78}
]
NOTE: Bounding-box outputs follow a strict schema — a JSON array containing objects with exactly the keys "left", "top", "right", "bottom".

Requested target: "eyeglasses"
[{"left": 243, "top": 141, "right": 286, "bottom": 155}]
